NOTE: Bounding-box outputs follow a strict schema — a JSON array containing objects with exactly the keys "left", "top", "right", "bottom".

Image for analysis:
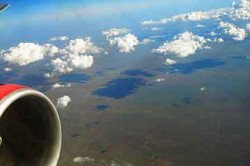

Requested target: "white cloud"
[
  {"left": 73, "top": 157, "right": 95, "bottom": 163},
  {"left": 209, "top": 31, "right": 217, "bottom": 36},
  {"left": 141, "top": 38, "right": 154, "bottom": 45},
  {"left": 214, "top": 38, "right": 224, "bottom": 43},
  {"left": 246, "top": 23, "right": 250, "bottom": 31},
  {"left": 4, "top": 67, "right": 12, "bottom": 72},
  {"left": 44, "top": 72, "right": 54, "bottom": 78},
  {"left": 51, "top": 55, "right": 94, "bottom": 73},
  {"left": 52, "top": 83, "right": 71, "bottom": 89},
  {"left": 165, "top": 58, "right": 177, "bottom": 65},
  {"left": 61, "top": 37, "right": 102, "bottom": 55},
  {"left": 196, "top": 24, "right": 205, "bottom": 28},
  {"left": 230, "top": 0, "right": 250, "bottom": 20},
  {"left": 218, "top": 38, "right": 224, "bottom": 43},
  {"left": 200, "top": 87, "right": 206, "bottom": 91},
  {"left": 1, "top": 43, "right": 59, "bottom": 66},
  {"left": 204, "top": 46, "right": 211, "bottom": 49},
  {"left": 153, "top": 31, "right": 208, "bottom": 57},
  {"left": 141, "top": 9, "right": 227, "bottom": 25},
  {"left": 49, "top": 37, "right": 101, "bottom": 74},
  {"left": 141, "top": 0, "right": 250, "bottom": 26},
  {"left": 219, "top": 21, "right": 247, "bottom": 40},
  {"left": 109, "top": 33, "right": 139, "bottom": 53},
  {"left": 102, "top": 28, "right": 139, "bottom": 53},
  {"left": 51, "top": 58, "right": 72, "bottom": 73},
  {"left": 57, "top": 95, "right": 71, "bottom": 108},
  {"left": 156, "top": 78, "right": 165, "bottom": 82},
  {"left": 1, "top": 37, "right": 100, "bottom": 75},
  {"left": 50, "top": 36, "right": 69, "bottom": 41},
  {"left": 70, "top": 54, "right": 94, "bottom": 69},
  {"left": 102, "top": 28, "right": 129, "bottom": 38},
  {"left": 151, "top": 27, "right": 162, "bottom": 31}
]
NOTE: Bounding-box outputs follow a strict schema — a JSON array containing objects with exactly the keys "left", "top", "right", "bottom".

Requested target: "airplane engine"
[{"left": 0, "top": 84, "right": 61, "bottom": 166}]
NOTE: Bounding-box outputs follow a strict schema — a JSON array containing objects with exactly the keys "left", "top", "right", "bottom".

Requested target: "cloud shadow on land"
[
  {"left": 122, "top": 69, "right": 154, "bottom": 77},
  {"left": 0, "top": 72, "right": 18, "bottom": 83},
  {"left": 93, "top": 78, "right": 145, "bottom": 99},
  {"left": 59, "top": 73, "right": 91, "bottom": 83},
  {"left": 157, "top": 59, "right": 226, "bottom": 74},
  {"left": 15, "top": 74, "right": 50, "bottom": 91}
]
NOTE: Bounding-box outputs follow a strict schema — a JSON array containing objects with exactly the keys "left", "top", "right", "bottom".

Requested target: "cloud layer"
[
  {"left": 142, "top": 0, "right": 250, "bottom": 26},
  {"left": 141, "top": 9, "right": 227, "bottom": 25}
]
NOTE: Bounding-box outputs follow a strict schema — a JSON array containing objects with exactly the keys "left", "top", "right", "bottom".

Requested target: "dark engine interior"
[{"left": 0, "top": 95, "right": 54, "bottom": 166}]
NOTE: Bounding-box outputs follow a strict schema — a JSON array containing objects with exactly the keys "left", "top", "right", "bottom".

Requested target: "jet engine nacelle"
[{"left": 0, "top": 84, "right": 61, "bottom": 166}]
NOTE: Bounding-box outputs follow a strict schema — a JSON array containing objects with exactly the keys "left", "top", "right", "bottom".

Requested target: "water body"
[
  {"left": 164, "top": 59, "right": 226, "bottom": 74},
  {"left": 59, "top": 73, "right": 90, "bottom": 83},
  {"left": 93, "top": 78, "right": 145, "bottom": 99},
  {"left": 122, "top": 69, "right": 154, "bottom": 77}
]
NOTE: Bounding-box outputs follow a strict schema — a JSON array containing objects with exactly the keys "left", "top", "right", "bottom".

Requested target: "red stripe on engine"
[{"left": 0, "top": 84, "right": 26, "bottom": 100}]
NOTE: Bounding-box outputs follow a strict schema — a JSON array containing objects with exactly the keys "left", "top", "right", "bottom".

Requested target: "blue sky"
[
  {"left": 1, "top": 0, "right": 232, "bottom": 19},
  {"left": 0, "top": 0, "right": 232, "bottom": 49}
]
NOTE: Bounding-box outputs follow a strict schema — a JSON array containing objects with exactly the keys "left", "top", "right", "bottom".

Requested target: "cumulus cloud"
[
  {"left": 102, "top": 28, "right": 129, "bottom": 38},
  {"left": 230, "top": 0, "right": 250, "bottom": 20},
  {"left": 57, "top": 95, "right": 71, "bottom": 108},
  {"left": 102, "top": 28, "right": 139, "bottom": 53},
  {"left": 51, "top": 55, "right": 94, "bottom": 73},
  {"left": 73, "top": 157, "right": 95, "bottom": 163},
  {"left": 50, "top": 36, "right": 69, "bottom": 41},
  {"left": 4, "top": 67, "right": 12, "bottom": 72},
  {"left": 219, "top": 21, "right": 247, "bottom": 40},
  {"left": 52, "top": 83, "right": 71, "bottom": 89},
  {"left": 165, "top": 58, "right": 177, "bottom": 65},
  {"left": 1, "top": 43, "right": 59, "bottom": 66},
  {"left": 48, "top": 37, "right": 101, "bottom": 74},
  {"left": 109, "top": 33, "right": 139, "bottom": 53},
  {"left": 153, "top": 31, "right": 208, "bottom": 57},
  {"left": 0, "top": 36, "right": 100, "bottom": 76},
  {"left": 61, "top": 37, "right": 102, "bottom": 55}
]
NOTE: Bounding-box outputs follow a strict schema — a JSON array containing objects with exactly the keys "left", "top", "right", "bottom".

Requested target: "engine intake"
[{"left": 0, "top": 84, "right": 61, "bottom": 166}]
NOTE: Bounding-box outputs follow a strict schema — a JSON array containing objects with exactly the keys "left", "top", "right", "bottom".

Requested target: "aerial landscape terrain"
[{"left": 1, "top": 0, "right": 250, "bottom": 165}]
